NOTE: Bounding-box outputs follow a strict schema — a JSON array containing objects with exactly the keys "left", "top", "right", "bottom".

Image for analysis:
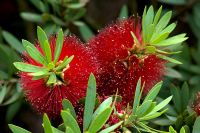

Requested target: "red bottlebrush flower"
[
  {"left": 89, "top": 17, "right": 165, "bottom": 103},
  {"left": 15, "top": 28, "right": 99, "bottom": 118},
  {"left": 192, "top": 92, "right": 200, "bottom": 115}
]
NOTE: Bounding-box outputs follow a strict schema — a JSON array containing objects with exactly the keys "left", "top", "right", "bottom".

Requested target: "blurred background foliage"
[{"left": 0, "top": 0, "right": 200, "bottom": 132}]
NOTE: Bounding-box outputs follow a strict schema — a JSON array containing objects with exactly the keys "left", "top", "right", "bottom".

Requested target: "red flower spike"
[
  {"left": 17, "top": 34, "right": 99, "bottom": 118},
  {"left": 89, "top": 6, "right": 187, "bottom": 104},
  {"left": 192, "top": 92, "right": 200, "bottom": 115},
  {"left": 89, "top": 17, "right": 165, "bottom": 103}
]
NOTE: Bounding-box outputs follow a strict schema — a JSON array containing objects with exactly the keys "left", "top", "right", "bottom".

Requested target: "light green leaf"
[
  {"left": 21, "top": 12, "right": 43, "bottom": 23},
  {"left": 169, "top": 126, "right": 177, "bottom": 133},
  {"left": 99, "top": 121, "right": 123, "bottom": 133},
  {"left": 13, "top": 62, "right": 44, "bottom": 72},
  {"left": 83, "top": 73, "right": 96, "bottom": 131},
  {"left": 67, "top": 3, "right": 85, "bottom": 9},
  {"left": 133, "top": 78, "right": 142, "bottom": 114},
  {"left": 54, "top": 28, "right": 64, "bottom": 63},
  {"left": 119, "top": 5, "right": 128, "bottom": 19},
  {"left": 78, "top": 23, "right": 94, "bottom": 42},
  {"left": 180, "top": 127, "right": 186, "bottom": 133},
  {"left": 136, "top": 100, "right": 153, "bottom": 117},
  {"left": 192, "top": 116, "right": 200, "bottom": 133},
  {"left": 55, "top": 55, "right": 74, "bottom": 71},
  {"left": 62, "top": 99, "right": 76, "bottom": 119},
  {"left": 153, "top": 6, "right": 162, "bottom": 25},
  {"left": 65, "top": 127, "right": 74, "bottom": 133},
  {"left": 2, "top": 31, "right": 24, "bottom": 53},
  {"left": 131, "top": 31, "right": 140, "bottom": 45},
  {"left": 88, "top": 107, "right": 112, "bottom": 133},
  {"left": 22, "top": 40, "right": 47, "bottom": 65},
  {"left": 8, "top": 124, "right": 31, "bottom": 133},
  {"left": 152, "top": 33, "right": 188, "bottom": 46},
  {"left": 37, "top": 26, "right": 52, "bottom": 63},
  {"left": 61, "top": 110, "right": 81, "bottom": 133},
  {"left": 92, "top": 97, "right": 112, "bottom": 119},
  {"left": 43, "top": 113, "right": 53, "bottom": 133},
  {"left": 158, "top": 55, "right": 182, "bottom": 64},
  {"left": 149, "top": 96, "right": 172, "bottom": 115},
  {"left": 47, "top": 73, "right": 57, "bottom": 85},
  {"left": 143, "top": 81, "right": 163, "bottom": 102},
  {"left": 139, "top": 109, "right": 167, "bottom": 121}
]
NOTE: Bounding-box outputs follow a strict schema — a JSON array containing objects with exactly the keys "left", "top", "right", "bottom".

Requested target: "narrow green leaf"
[
  {"left": 155, "top": 11, "right": 172, "bottom": 33},
  {"left": 151, "top": 32, "right": 170, "bottom": 44},
  {"left": 65, "top": 127, "right": 75, "bottom": 133},
  {"left": 158, "top": 55, "right": 182, "bottom": 64},
  {"left": 78, "top": 23, "right": 94, "bottom": 42},
  {"left": 20, "top": 12, "right": 43, "bottom": 23},
  {"left": 62, "top": 99, "right": 76, "bottom": 119},
  {"left": 152, "top": 34, "right": 188, "bottom": 46},
  {"left": 37, "top": 26, "right": 52, "bottom": 63},
  {"left": 146, "top": 46, "right": 156, "bottom": 54},
  {"left": 153, "top": 6, "right": 162, "bottom": 25},
  {"left": 22, "top": 40, "right": 47, "bottom": 65},
  {"left": 139, "top": 109, "right": 167, "bottom": 121},
  {"left": 47, "top": 73, "right": 57, "bottom": 85},
  {"left": 180, "top": 127, "right": 186, "bottom": 133},
  {"left": 43, "top": 113, "right": 53, "bottom": 133},
  {"left": 13, "top": 62, "right": 44, "bottom": 72},
  {"left": 181, "top": 82, "right": 189, "bottom": 110},
  {"left": 61, "top": 110, "right": 81, "bottom": 133},
  {"left": 2, "top": 31, "right": 24, "bottom": 53},
  {"left": 156, "top": 49, "right": 181, "bottom": 55},
  {"left": 8, "top": 124, "right": 31, "bottom": 133},
  {"left": 143, "top": 81, "right": 163, "bottom": 102},
  {"left": 92, "top": 97, "right": 112, "bottom": 119},
  {"left": 29, "top": 69, "right": 49, "bottom": 76},
  {"left": 192, "top": 116, "right": 200, "bottom": 133},
  {"left": 54, "top": 28, "right": 64, "bottom": 63},
  {"left": 67, "top": 3, "right": 85, "bottom": 9},
  {"left": 99, "top": 121, "right": 123, "bottom": 133},
  {"left": 170, "top": 85, "right": 182, "bottom": 113},
  {"left": 119, "top": 5, "right": 128, "bottom": 19},
  {"left": 0, "top": 85, "right": 7, "bottom": 104},
  {"left": 136, "top": 100, "right": 153, "bottom": 117},
  {"left": 149, "top": 96, "right": 173, "bottom": 115},
  {"left": 133, "top": 78, "right": 142, "bottom": 114},
  {"left": 131, "top": 31, "right": 140, "bottom": 45},
  {"left": 55, "top": 55, "right": 74, "bottom": 71},
  {"left": 83, "top": 73, "right": 96, "bottom": 131},
  {"left": 169, "top": 126, "right": 177, "bottom": 133},
  {"left": 88, "top": 107, "right": 112, "bottom": 133}
]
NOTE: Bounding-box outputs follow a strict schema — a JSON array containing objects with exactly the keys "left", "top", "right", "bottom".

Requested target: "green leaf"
[
  {"left": 13, "top": 62, "right": 44, "bottom": 72},
  {"left": 47, "top": 73, "right": 57, "bottom": 85},
  {"left": 133, "top": 78, "right": 142, "bottom": 114},
  {"left": 62, "top": 99, "right": 76, "bottom": 119},
  {"left": 67, "top": 3, "right": 85, "bottom": 9},
  {"left": 55, "top": 55, "right": 74, "bottom": 71},
  {"left": 20, "top": 12, "right": 43, "bottom": 23},
  {"left": 136, "top": 100, "right": 153, "bottom": 117},
  {"left": 54, "top": 29, "right": 64, "bottom": 63},
  {"left": 180, "top": 127, "right": 186, "bottom": 133},
  {"left": 0, "top": 85, "right": 7, "bottom": 104},
  {"left": 158, "top": 55, "right": 182, "bottom": 64},
  {"left": 149, "top": 96, "right": 172, "bottom": 114},
  {"left": 92, "top": 97, "right": 112, "bottom": 119},
  {"left": 61, "top": 110, "right": 81, "bottom": 133},
  {"left": 99, "top": 121, "right": 123, "bottom": 133},
  {"left": 37, "top": 26, "right": 52, "bottom": 63},
  {"left": 131, "top": 31, "right": 140, "bottom": 45},
  {"left": 8, "top": 124, "right": 31, "bottom": 133},
  {"left": 153, "top": 6, "right": 162, "bottom": 25},
  {"left": 83, "top": 73, "right": 96, "bottom": 131},
  {"left": 193, "top": 116, "right": 200, "bottom": 133},
  {"left": 169, "top": 126, "right": 177, "bottom": 133},
  {"left": 158, "top": 0, "right": 187, "bottom": 5},
  {"left": 170, "top": 85, "right": 182, "bottom": 113},
  {"left": 88, "top": 107, "right": 112, "bottom": 133},
  {"left": 139, "top": 109, "right": 167, "bottom": 121},
  {"left": 78, "top": 23, "right": 94, "bottom": 42},
  {"left": 143, "top": 81, "right": 163, "bottom": 102},
  {"left": 65, "top": 127, "right": 75, "bottom": 133},
  {"left": 181, "top": 82, "right": 189, "bottom": 110},
  {"left": 2, "top": 31, "right": 24, "bottom": 53},
  {"left": 22, "top": 40, "right": 47, "bottom": 65},
  {"left": 6, "top": 100, "right": 21, "bottom": 123},
  {"left": 119, "top": 5, "right": 128, "bottom": 19},
  {"left": 152, "top": 33, "right": 188, "bottom": 46},
  {"left": 43, "top": 113, "right": 53, "bottom": 133}
]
